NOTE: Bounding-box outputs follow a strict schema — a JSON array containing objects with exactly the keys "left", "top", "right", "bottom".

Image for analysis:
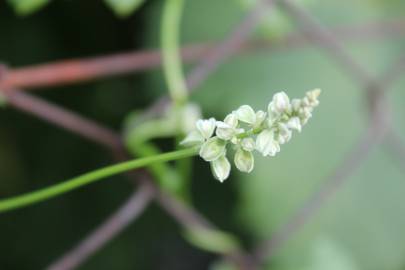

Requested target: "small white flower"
[
  {"left": 199, "top": 137, "right": 227, "bottom": 161},
  {"left": 301, "top": 96, "right": 310, "bottom": 107},
  {"left": 298, "top": 107, "right": 313, "bottom": 123},
  {"left": 287, "top": 117, "right": 302, "bottom": 132},
  {"left": 271, "top": 91, "right": 290, "bottom": 114},
  {"left": 234, "top": 148, "right": 254, "bottom": 173},
  {"left": 210, "top": 155, "right": 231, "bottom": 182},
  {"left": 215, "top": 121, "right": 235, "bottom": 141},
  {"left": 235, "top": 105, "right": 256, "bottom": 124},
  {"left": 180, "top": 130, "right": 205, "bottom": 147},
  {"left": 196, "top": 118, "right": 216, "bottom": 139},
  {"left": 241, "top": 137, "right": 255, "bottom": 151},
  {"left": 215, "top": 113, "right": 241, "bottom": 141},
  {"left": 277, "top": 123, "right": 292, "bottom": 144},
  {"left": 224, "top": 113, "right": 238, "bottom": 128},
  {"left": 256, "top": 129, "right": 280, "bottom": 156},
  {"left": 306, "top": 88, "right": 321, "bottom": 106}
]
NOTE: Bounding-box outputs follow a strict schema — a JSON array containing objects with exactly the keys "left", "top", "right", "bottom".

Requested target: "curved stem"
[
  {"left": 0, "top": 148, "right": 198, "bottom": 213},
  {"left": 161, "top": 0, "right": 188, "bottom": 105}
]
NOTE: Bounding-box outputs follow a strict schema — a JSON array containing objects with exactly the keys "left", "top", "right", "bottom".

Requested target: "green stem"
[
  {"left": 175, "top": 136, "right": 193, "bottom": 201},
  {"left": 161, "top": 0, "right": 187, "bottom": 105},
  {"left": 0, "top": 148, "right": 198, "bottom": 213},
  {"left": 237, "top": 126, "right": 264, "bottom": 139}
]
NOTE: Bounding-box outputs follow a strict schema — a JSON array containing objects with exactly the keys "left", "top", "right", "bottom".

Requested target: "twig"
[
  {"left": 2, "top": 20, "right": 404, "bottom": 91},
  {"left": 144, "top": 0, "right": 275, "bottom": 118},
  {"left": 278, "top": 0, "right": 374, "bottom": 86},
  {"left": 0, "top": 45, "right": 209, "bottom": 90},
  {"left": 3, "top": 89, "right": 123, "bottom": 153},
  {"left": 384, "top": 130, "right": 405, "bottom": 173},
  {"left": 47, "top": 181, "right": 154, "bottom": 270},
  {"left": 0, "top": 81, "right": 217, "bottom": 267},
  {"left": 0, "top": 78, "right": 253, "bottom": 269},
  {"left": 0, "top": 0, "right": 276, "bottom": 265},
  {"left": 185, "top": 0, "right": 274, "bottom": 91},
  {"left": 5, "top": 2, "right": 403, "bottom": 269}
]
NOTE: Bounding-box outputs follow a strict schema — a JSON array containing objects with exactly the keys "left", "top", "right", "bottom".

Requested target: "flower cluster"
[{"left": 181, "top": 89, "right": 321, "bottom": 182}]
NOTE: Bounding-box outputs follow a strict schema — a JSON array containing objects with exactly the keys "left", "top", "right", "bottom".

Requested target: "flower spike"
[{"left": 181, "top": 89, "right": 321, "bottom": 182}]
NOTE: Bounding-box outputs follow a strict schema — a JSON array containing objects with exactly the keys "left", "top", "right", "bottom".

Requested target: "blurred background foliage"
[{"left": 1, "top": 0, "right": 405, "bottom": 269}]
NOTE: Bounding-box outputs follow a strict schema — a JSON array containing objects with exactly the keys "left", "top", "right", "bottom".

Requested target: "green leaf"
[
  {"left": 104, "top": 0, "right": 146, "bottom": 17},
  {"left": 7, "top": 0, "right": 50, "bottom": 15}
]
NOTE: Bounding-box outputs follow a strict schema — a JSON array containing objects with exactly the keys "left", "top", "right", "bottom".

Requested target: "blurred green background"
[{"left": 1, "top": 0, "right": 405, "bottom": 269}]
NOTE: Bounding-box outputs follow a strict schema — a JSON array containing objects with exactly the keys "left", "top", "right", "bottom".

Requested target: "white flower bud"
[
  {"left": 256, "top": 129, "right": 280, "bottom": 156},
  {"left": 271, "top": 91, "right": 290, "bottom": 114},
  {"left": 291, "top": 99, "right": 301, "bottom": 112},
  {"left": 235, "top": 105, "right": 256, "bottom": 124},
  {"left": 241, "top": 137, "right": 255, "bottom": 151},
  {"left": 234, "top": 148, "right": 254, "bottom": 173},
  {"left": 299, "top": 107, "right": 312, "bottom": 123},
  {"left": 199, "top": 137, "right": 227, "bottom": 161},
  {"left": 266, "top": 112, "right": 276, "bottom": 127},
  {"left": 306, "top": 88, "right": 321, "bottom": 106},
  {"left": 216, "top": 121, "right": 235, "bottom": 141},
  {"left": 254, "top": 110, "right": 267, "bottom": 128},
  {"left": 180, "top": 130, "right": 205, "bottom": 147},
  {"left": 196, "top": 118, "right": 216, "bottom": 139},
  {"left": 224, "top": 113, "right": 238, "bottom": 128},
  {"left": 287, "top": 117, "right": 302, "bottom": 132},
  {"left": 210, "top": 155, "right": 231, "bottom": 182},
  {"left": 301, "top": 97, "right": 310, "bottom": 107}
]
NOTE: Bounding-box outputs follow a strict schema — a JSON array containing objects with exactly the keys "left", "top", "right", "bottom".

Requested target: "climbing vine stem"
[
  {"left": 0, "top": 147, "right": 198, "bottom": 213},
  {"left": 161, "top": 0, "right": 188, "bottom": 105}
]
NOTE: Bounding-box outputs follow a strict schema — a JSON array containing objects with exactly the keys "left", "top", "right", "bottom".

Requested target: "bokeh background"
[{"left": 1, "top": 0, "right": 405, "bottom": 269}]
